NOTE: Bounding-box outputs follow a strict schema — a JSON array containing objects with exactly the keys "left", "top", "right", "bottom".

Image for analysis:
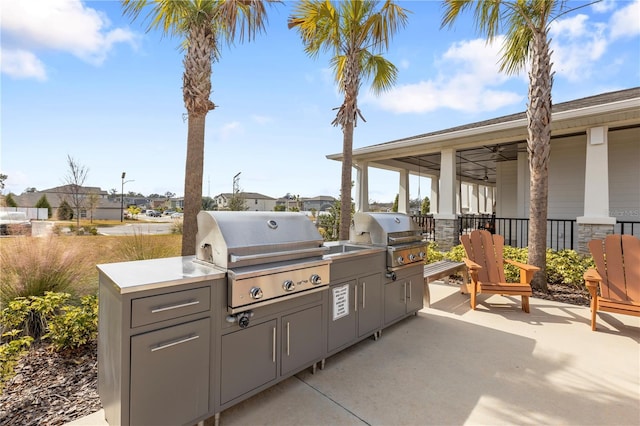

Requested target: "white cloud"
[
  {"left": 251, "top": 114, "right": 274, "bottom": 125},
  {"left": 609, "top": 0, "right": 640, "bottom": 39},
  {"left": 218, "top": 121, "right": 243, "bottom": 142},
  {"left": 367, "top": 37, "right": 523, "bottom": 114},
  {"left": 549, "top": 15, "right": 608, "bottom": 81},
  {"left": 592, "top": 0, "right": 616, "bottom": 13},
  {"left": 1, "top": 0, "right": 136, "bottom": 79},
  {"left": 0, "top": 48, "right": 47, "bottom": 81}
]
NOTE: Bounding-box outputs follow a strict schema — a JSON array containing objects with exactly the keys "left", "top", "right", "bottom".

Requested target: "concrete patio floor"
[{"left": 70, "top": 281, "right": 639, "bottom": 426}]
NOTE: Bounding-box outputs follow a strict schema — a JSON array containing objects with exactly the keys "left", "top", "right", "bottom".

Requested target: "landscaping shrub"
[
  {"left": 0, "top": 292, "right": 70, "bottom": 341},
  {"left": 435, "top": 243, "right": 593, "bottom": 287},
  {"left": 0, "top": 332, "right": 33, "bottom": 392},
  {"left": 546, "top": 249, "right": 595, "bottom": 287},
  {"left": 0, "top": 236, "right": 94, "bottom": 306},
  {"left": 116, "top": 231, "right": 181, "bottom": 261},
  {"left": 426, "top": 242, "right": 444, "bottom": 262},
  {"left": 57, "top": 200, "right": 73, "bottom": 220},
  {"left": 46, "top": 294, "right": 98, "bottom": 351}
]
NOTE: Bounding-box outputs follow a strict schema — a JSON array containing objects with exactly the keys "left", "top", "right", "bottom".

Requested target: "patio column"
[
  {"left": 577, "top": 126, "right": 615, "bottom": 254},
  {"left": 517, "top": 151, "right": 529, "bottom": 218},
  {"left": 430, "top": 176, "right": 439, "bottom": 214},
  {"left": 398, "top": 169, "right": 409, "bottom": 214},
  {"left": 478, "top": 185, "right": 487, "bottom": 213},
  {"left": 468, "top": 184, "right": 479, "bottom": 214},
  {"left": 355, "top": 162, "right": 369, "bottom": 212},
  {"left": 435, "top": 148, "right": 458, "bottom": 250}
]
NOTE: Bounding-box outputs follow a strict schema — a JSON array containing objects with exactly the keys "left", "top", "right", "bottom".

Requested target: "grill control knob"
[
  {"left": 249, "top": 287, "right": 263, "bottom": 300},
  {"left": 408, "top": 254, "right": 417, "bottom": 262},
  {"left": 310, "top": 274, "right": 322, "bottom": 285},
  {"left": 282, "top": 280, "right": 295, "bottom": 292},
  {"left": 419, "top": 251, "right": 426, "bottom": 259},
  {"left": 396, "top": 256, "right": 405, "bottom": 265}
]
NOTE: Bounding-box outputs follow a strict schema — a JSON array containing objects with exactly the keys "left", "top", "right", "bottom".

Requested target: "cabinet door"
[
  {"left": 130, "top": 318, "right": 210, "bottom": 426},
  {"left": 327, "top": 281, "right": 357, "bottom": 352},
  {"left": 220, "top": 319, "right": 277, "bottom": 405},
  {"left": 281, "top": 305, "right": 323, "bottom": 376},
  {"left": 405, "top": 273, "right": 424, "bottom": 314},
  {"left": 357, "top": 273, "right": 383, "bottom": 337},
  {"left": 384, "top": 280, "right": 406, "bottom": 326}
]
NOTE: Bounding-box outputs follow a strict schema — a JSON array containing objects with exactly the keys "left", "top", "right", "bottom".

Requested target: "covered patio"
[
  {"left": 72, "top": 281, "right": 640, "bottom": 426},
  {"left": 327, "top": 88, "right": 640, "bottom": 253}
]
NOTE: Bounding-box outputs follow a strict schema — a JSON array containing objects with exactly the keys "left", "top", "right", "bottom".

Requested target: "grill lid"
[
  {"left": 195, "top": 211, "right": 327, "bottom": 269},
  {"left": 350, "top": 212, "right": 423, "bottom": 246}
]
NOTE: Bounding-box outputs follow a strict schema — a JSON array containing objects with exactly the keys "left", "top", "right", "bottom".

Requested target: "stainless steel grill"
[
  {"left": 195, "top": 211, "right": 330, "bottom": 313},
  {"left": 350, "top": 212, "right": 427, "bottom": 271}
]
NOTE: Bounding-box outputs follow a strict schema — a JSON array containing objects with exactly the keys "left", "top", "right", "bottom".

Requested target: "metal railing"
[
  {"left": 616, "top": 221, "right": 640, "bottom": 237},
  {"left": 411, "top": 214, "right": 435, "bottom": 241},
  {"left": 459, "top": 215, "right": 577, "bottom": 250},
  {"left": 411, "top": 213, "right": 639, "bottom": 250}
]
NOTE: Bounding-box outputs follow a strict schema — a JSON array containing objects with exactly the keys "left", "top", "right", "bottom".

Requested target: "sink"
[{"left": 322, "top": 242, "right": 384, "bottom": 259}]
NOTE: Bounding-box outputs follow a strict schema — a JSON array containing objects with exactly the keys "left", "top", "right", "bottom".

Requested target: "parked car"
[
  {"left": 163, "top": 210, "right": 175, "bottom": 216},
  {"left": 146, "top": 210, "right": 161, "bottom": 217},
  {"left": 0, "top": 212, "right": 32, "bottom": 235},
  {"left": 171, "top": 212, "right": 184, "bottom": 219}
]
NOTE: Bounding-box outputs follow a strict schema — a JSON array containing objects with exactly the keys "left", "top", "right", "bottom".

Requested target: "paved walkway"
[{"left": 70, "top": 281, "right": 639, "bottom": 426}]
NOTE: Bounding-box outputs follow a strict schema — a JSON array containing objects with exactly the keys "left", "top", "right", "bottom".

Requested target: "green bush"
[
  {"left": 35, "top": 195, "right": 52, "bottom": 218},
  {"left": 546, "top": 249, "right": 595, "bottom": 288},
  {"left": 0, "top": 292, "right": 70, "bottom": 341},
  {"left": 46, "top": 295, "right": 98, "bottom": 351},
  {"left": 0, "top": 236, "right": 94, "bottom": 306},
  {"left": 57, "top": 200, "right": 73, "bottom": 220},
  {"left": 426, "top": 242, "right": 444, "bottom": 262},
  {"left": 0, "top": 332, "right": 33, "bottom": 392},
  {"left": 433, "top": 243, "right": 594, "bottom": 287}
]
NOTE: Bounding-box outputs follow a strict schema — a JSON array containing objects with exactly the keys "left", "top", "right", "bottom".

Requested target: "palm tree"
[
  {"left": 122, "top": 0, "right": 274, "bottom": 256},
  {"left": 288, "top": 0, "right": 409, "bottom": 240},
  {"left": 441, "top": 0, "right": 596, "bottom": 291}
]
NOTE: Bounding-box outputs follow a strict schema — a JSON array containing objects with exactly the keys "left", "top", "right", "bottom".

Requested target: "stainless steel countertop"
[
  {"left": 97, "top": 256, "right": 225, "bottom": 294},
  {"left": 322, "top": 241, "right": 386, "bottom": 260}
]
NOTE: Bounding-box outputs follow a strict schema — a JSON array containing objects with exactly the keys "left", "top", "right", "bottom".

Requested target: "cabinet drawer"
[{"left": 131, "top": 286, "right": 210, "bottom": 328}]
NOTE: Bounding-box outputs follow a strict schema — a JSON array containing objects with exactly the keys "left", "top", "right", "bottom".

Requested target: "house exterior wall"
[
  {"left": 245, "top": 198, "right": 277, "bottom": 211},
  {"left": 609, "top": 127, "right": 640, "bottom": 222},
  {"left": 548, "top": 135, "right": 586, "bottom": 219},
  {"left": 496, "top": 161, "right": 517, "bottom": 217}
]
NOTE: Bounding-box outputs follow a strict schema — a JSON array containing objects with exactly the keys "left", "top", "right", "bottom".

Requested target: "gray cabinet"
[
  {"left": 130, "top": 318, "right": 210, "bottom": 426},
  {"left": 219, "top": 304, "right": 324, "bottom": 407},
  {"left": 97, "top": 260, "right": 221, "bottom": 426},
  {"left": 328, "top": 272, "right": 383, "bottom": 353},
  {"left": 220, "top": 319, "right": 278, "bottom": 405},
  {"left": 384, "top": 265, "right": 424, "bottom": 326}
]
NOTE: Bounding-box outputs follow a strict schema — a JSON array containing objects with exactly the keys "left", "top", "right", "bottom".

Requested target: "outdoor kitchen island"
[{"left": 97, "top": 212, "right": 425, "bottom": 426}]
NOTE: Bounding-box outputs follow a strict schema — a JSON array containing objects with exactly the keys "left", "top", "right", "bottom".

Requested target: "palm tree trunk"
[
  {"left": 339, "top": 122, "right": 354, "bottom": 240},
  {"left": 181, "top": 23, "right": 214, "bottom": 256},
  {"left": 182, "top": 113, "right": 206, "bottom": 256},
  {"left": 527, "top": 28, "right": 553, "bottom": 291}
]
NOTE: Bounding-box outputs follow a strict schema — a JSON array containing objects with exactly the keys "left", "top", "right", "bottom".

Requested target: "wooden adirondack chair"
[
  {"left": 460, "top": 230, "right": 539, "bottom": 312},
  {"left": 584, "top": 234, "right": 640, "bottom": 331}
]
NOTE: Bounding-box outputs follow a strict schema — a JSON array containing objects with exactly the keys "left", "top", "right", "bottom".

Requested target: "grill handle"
[
  {"left": 388, "top": 235, "right": 424, "bottom": 245},
  {"left": 230, "top": 246, "right": 328, "bottom": 263}
]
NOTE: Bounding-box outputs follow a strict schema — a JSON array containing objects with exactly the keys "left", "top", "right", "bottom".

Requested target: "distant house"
[
  {"left": 301, "top": 196, "right": 336, "bottom": 212},
  {"left": 214, "top": 192, "right": 277, "bottom": 211},
  {"left": 12, "top": 185, "right": 122, "bottom": 220}
]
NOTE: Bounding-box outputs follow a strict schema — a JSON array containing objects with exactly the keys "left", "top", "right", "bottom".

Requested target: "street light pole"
[{"left": 121, "top": 172, "right": 126, "bottom": 222}]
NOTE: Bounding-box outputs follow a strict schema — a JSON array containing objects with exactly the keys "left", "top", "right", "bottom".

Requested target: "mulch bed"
[
  {"left": 0, "top": 284, "right": 590, "bottom": 425},
  {"left": 0, "top": 342, "right": 100, "bottom": 426}
]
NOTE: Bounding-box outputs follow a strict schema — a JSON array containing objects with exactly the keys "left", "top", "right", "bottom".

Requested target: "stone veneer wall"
[
  {"left": 577, "top": 223, "right": 614, "bottom": 254},
  {"left": 434, "top": 219, "right": 459, "bottom": 251}
]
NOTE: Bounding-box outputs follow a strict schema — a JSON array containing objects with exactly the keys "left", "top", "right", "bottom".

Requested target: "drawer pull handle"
[
  {"left": 272, "top": 327, "right": 276, "bottom": 363},
  {"left": 362, "top": 282, "right": 366, "bottom": 309},
  {"left": 286, "top": 322, "right": 290, "bottom": 356},
  {"left": 151, "top": 300, "right": 200, "bottom": 314},
  {"left": 408, "top": 280, "right": 412, "bottom": 301},
  {"left": 151, "top": 335, "right": 199, "bottom": 352}
]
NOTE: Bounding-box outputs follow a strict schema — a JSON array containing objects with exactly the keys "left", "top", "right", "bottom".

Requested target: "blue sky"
[{"left": 2, "top": 0, "right": 639, "bottom": 204}]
